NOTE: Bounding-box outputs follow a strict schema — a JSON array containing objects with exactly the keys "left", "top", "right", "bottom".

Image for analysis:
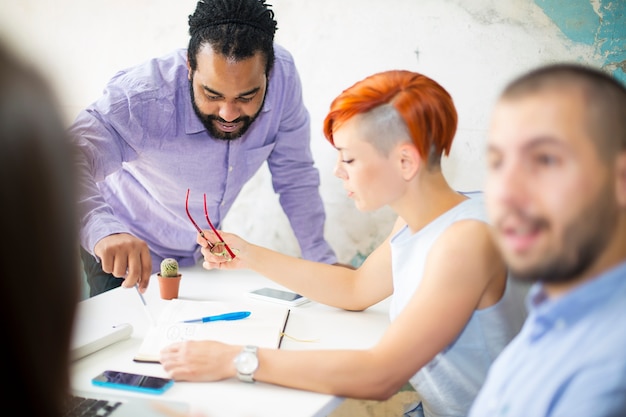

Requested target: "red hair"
[{"left": 323, "top": 70, "right": 457, "bottom": 162}]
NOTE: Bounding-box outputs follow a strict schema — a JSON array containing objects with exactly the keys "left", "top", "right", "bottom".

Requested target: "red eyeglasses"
[{"left": 185, "top": 189, "right": 237, "bottom": 260}]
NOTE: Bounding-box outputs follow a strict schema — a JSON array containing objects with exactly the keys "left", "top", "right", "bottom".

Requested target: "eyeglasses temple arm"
[
  {"left": 203, "top": 194, "right": 236, "bottom": 259},
  {"left": 186, "top": 188, "right": 214, "bottom": 249}
]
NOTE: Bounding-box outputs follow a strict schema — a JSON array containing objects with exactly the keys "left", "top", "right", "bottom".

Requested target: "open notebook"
[{"left": 134, "top": 299, "right": 290, "bottom": 363}]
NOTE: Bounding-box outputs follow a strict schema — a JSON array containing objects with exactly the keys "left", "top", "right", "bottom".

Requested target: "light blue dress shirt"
[
  {"left": 70, "top": 44, "right": 337, "bottom": 271},
  {"left": 469, "top": 261, "right": 626, "bottom": 417}
]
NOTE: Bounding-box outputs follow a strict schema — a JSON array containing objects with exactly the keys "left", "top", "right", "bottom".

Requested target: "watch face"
[{"left": 236, "top": 350, "right": 259, "bottom": 374}]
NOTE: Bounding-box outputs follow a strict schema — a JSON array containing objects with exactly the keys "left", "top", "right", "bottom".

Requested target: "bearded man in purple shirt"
[{"left": 71, "top": 0, "right": 338, "bottom": 296}]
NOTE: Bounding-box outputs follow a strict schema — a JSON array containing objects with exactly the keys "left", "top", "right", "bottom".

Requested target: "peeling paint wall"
[
  {"left": 0, "top": 0, "right": 624, "bottom": 265},
  {"left": 536, "top": 0, "right": 625, "bottom": 82}
]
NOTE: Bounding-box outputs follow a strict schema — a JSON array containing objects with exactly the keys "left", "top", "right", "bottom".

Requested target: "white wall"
[{"left": 0, "top": 0, "right": 603, "bottom": 264}]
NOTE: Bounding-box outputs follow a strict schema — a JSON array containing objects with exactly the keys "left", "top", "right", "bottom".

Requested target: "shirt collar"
[{"left": 525, "top": 260, "right": 626, "bottom": 341}]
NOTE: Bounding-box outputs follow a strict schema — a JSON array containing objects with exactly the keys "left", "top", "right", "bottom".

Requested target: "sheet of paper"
[{"left": 134, "top": 299, "right": 289, "bottom": 363}]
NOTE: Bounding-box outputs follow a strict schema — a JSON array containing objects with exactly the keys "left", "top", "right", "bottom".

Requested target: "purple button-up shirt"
[{"left": 70, "top": 44, "right": 337, "bottom": 271}]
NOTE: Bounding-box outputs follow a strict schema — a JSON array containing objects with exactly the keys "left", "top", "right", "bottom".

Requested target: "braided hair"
[{"left": 188, "top": 0, "right": 278, "bottom": 76}]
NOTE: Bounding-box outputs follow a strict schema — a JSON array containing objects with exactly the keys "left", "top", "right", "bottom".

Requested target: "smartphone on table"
[
  {"left": 248, "top": 287, "right": 310, "bottom": 307},
  {"left": 92, "top": 370, "right": 174, "bottom": 395}
]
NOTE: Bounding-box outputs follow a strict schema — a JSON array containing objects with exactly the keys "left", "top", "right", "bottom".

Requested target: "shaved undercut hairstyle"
[
  {"left": 187, "top": 0, "right": 278, "bottom": 76},
  {"left": 323, "top": 70, "right": 458, "bottom": 169}
]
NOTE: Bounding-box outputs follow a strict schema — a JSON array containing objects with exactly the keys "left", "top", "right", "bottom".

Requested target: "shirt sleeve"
[
  {"left": 69, "top": 76, "right": 144, "bottom": 255},
  {"left": 265, "top": 53, "right": 337, "bottom": 264}
]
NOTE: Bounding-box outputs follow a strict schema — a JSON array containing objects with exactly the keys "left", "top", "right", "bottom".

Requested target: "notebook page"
[{"left": 134, "top": 299, "right": 289, "bottom": 363}]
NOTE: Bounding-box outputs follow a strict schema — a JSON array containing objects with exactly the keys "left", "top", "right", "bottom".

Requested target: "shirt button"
[
  {"left": 221, "top": 201, "right": 225, "bottom": 207},
  {"left": 228, "top": 165, "right": 233, "bottom": 172}
]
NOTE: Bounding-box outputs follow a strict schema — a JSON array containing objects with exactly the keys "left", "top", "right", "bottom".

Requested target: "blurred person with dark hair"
[
  {"left": 0, "top": 40, "right": 80, "bottom": 416},
  {"left": 71, "top": 0, "right": 339, "bottom": 297},
  {"left": 470, "top": 64, "right": 626, "bottom": 417}
]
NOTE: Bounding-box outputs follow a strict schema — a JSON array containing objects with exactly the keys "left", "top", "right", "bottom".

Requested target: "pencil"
[{"left": 277, "top": 309, "right": 291, "bottom": 349}]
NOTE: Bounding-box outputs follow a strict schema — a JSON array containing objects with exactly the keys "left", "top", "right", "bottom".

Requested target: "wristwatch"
[{"left": 234, "top": 345, "right": 259, "bottom": 382}]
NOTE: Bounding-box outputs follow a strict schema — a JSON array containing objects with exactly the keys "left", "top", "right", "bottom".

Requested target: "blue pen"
[
  {"left": 182, "top": 311, "right": 251, "bottom": 323},
  {"left": 135, "top": 284, "right": 156, "bottom": 326}
]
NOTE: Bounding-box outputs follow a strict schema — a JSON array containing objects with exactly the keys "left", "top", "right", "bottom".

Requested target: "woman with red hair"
[{"left": 160, "top": 70, "right": 526, "bottom": 417}]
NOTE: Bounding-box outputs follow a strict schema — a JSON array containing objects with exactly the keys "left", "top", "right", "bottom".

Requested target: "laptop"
[{"left": 67, "top": 389, "right": 190, "bottom": 417}]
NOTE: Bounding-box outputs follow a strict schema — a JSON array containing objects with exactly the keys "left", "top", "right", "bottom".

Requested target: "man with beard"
[
  {"left": 469, "top": 64, "right": 626, "bottom": 416},
  {"left": 71, "top": 0, "right": 339, "bottom": 296}
]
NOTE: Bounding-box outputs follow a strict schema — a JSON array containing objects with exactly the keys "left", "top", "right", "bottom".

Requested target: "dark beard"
[
  {"left": 508, "top": 181, "right": 618, "bottom": 284},
  {"left": 189, "top": 80, "right": 264, "bottom": 141}
]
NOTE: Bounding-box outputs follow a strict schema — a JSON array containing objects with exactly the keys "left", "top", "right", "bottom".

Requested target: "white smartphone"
[
  {"left": 248, "top": 287, "right": 309, "bottom": 307},
  {"left": 92, "top": 370, "right": 174, "bottom": 395}
]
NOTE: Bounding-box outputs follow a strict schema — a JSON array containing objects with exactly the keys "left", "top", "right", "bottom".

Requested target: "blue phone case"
[{"left": 92, "top": 370, "right": 174, "bottom": 395}]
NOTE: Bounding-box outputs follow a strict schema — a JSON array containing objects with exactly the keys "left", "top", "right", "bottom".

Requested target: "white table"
[{"left": 71, "top": 263, "right": 391, "bottom": 417}]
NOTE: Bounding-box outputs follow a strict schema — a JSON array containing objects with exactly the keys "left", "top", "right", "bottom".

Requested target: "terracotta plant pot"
[{"left": 157, "top": 273, "right": 182, "bottom": 300}]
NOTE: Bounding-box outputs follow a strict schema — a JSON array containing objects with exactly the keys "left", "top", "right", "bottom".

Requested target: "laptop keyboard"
[{"left": 64, "top": 395, "right": 122, "bottom": 417}]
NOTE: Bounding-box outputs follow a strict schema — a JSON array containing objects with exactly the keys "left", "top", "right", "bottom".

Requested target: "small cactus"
[{"left": 160, "top": 258, "right": 179, "bottom": 277}]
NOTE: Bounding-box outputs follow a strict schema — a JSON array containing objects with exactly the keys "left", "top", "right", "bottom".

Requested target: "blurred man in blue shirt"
[
  {"left": 472, "top": 64, "right": 626, "bottom": 416},
  {"left": 71, "top": 0, "right": 337, "bottom": 296}
]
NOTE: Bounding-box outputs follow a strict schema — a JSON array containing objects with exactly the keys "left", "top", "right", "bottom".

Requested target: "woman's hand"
[
  {"left": 160, "top": 340, "right": 240, "bottom": 382},
  {"left": 195, "top": 230, "right": 250, "bottom": 270}
]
